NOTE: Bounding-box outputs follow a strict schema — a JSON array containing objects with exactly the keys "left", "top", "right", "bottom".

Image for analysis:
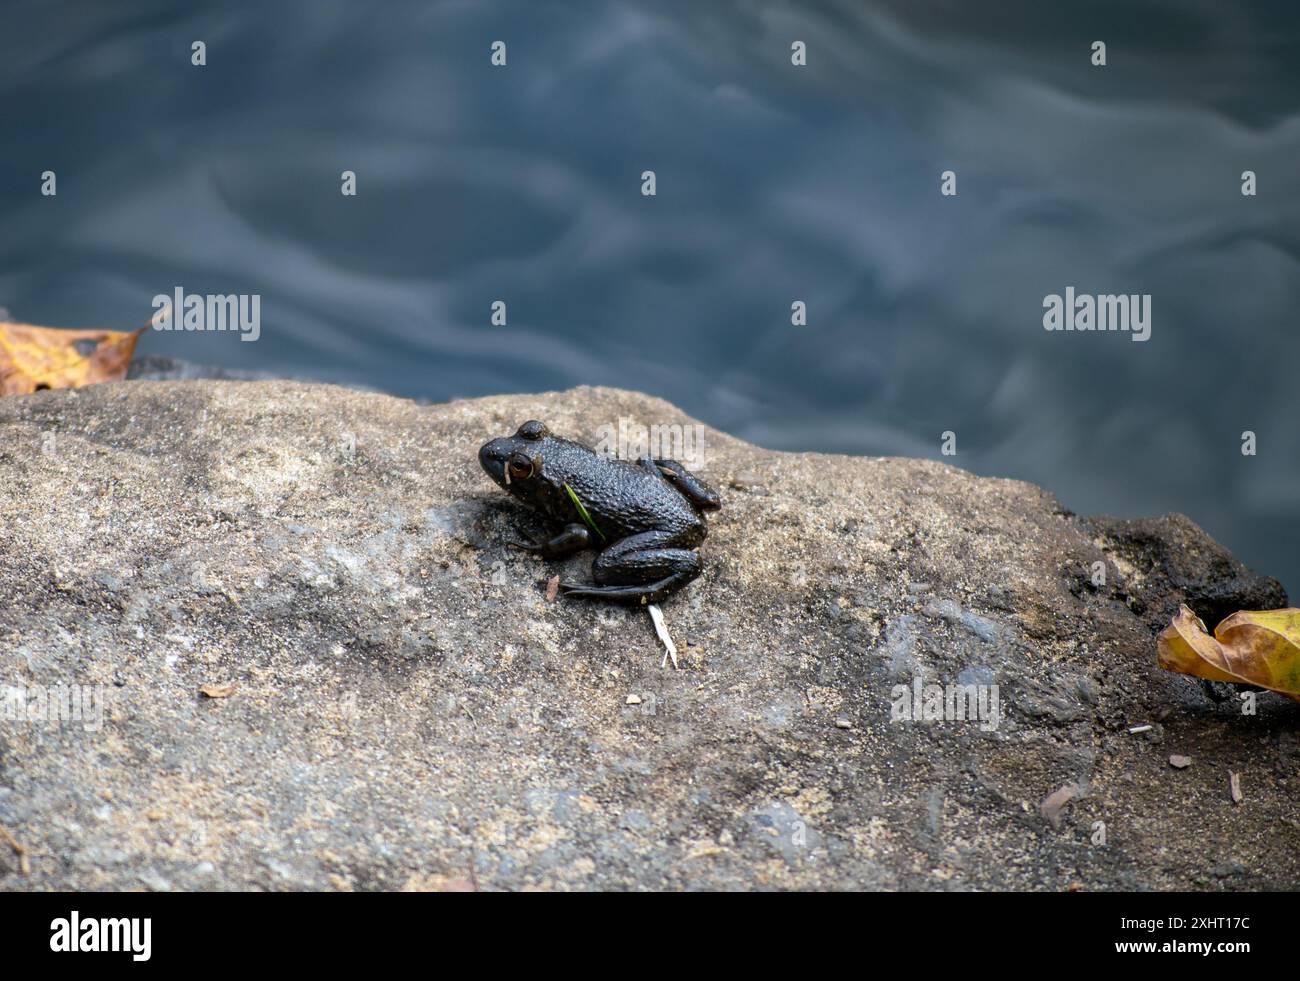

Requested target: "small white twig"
[{"left": 648, "top": 604, "right": 678, "bottom": 670}]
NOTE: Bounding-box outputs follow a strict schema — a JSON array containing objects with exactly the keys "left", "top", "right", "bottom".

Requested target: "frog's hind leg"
[
  {"left": 559, "top": 530, "right": 701, "bottom": 605},
  {"left": 559, "top": 570, "right": 698, "bottom": 605},
  {"left": 644, "top": 458, "right": 721, "bottom": 512}
]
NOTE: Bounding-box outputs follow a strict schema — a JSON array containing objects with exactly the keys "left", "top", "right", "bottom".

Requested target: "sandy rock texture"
[{"left": 0, "top": 380, "right": 1294, "bottom": 890}]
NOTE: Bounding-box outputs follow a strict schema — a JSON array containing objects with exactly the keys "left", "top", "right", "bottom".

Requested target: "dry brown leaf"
[
  {"left": 199, "top": 683, "right": 237, "bottom": 699},
  {"left": 1039, "top": 783, "right": 1078, "bottom": 830},
  {"left": 1156, "top": 604, "right": 1300, "bottom": 702},
  {"left": 0, "top": 320, "right": 145, "bottom": 396}
]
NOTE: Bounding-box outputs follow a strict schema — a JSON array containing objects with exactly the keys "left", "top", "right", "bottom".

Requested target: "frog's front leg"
[
  {"left": 644, "top": 458, "right": 721, "bottom": 511},
  {"left": 559, "top": 529, "right": 701, "bottom": 604},
  {"left": 508, "top": 522, "right": 592, "bottom": 559}
]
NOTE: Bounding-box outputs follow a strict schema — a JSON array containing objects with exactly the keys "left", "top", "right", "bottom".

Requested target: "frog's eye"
[
  {"left": 517, "top": 420, "right": 549, "bottom": 441},
  {"left": 506, "top": 452, "right": 537, "bottom": 483}
]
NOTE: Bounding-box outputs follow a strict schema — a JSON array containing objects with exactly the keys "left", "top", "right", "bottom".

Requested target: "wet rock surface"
[{"left": 0, "top": 380, "right": 1295, "bottom": 890}]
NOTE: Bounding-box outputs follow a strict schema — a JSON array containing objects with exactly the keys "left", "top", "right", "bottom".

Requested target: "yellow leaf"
[
  {"left": 0, "top": 320, "right": 145, "bottom": 396},
  {"left": 1157, "top": 604, "right": 1300, "bottom": 702}
]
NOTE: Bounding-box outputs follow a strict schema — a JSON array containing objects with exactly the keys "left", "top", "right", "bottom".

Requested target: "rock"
[
  {"left": 127, "top": 356, "right": 380, "bottom": 392},
  {"left": 1086, "top": 513, "right": 1287, "bottom": 632},
  {"left": 0, "top": 380, "right": 1295, "bottom": 890},
  {"left": 126, "top": 356, "right": 281, "bottom": 383}
]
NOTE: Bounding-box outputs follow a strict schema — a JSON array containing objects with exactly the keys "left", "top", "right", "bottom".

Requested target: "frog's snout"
[{"left": 479, "top": 438, "right": 508, "bottom": 486}]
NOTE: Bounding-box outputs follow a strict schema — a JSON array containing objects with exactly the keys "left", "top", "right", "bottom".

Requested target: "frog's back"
[{"left": 544, "top": 436, "right": 704, "bottom": 540}]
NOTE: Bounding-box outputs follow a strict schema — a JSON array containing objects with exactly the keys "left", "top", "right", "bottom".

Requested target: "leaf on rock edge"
[
  {"left": 1156, "top": 604, "right": 1300, "bottom": 702},
  {"left": 0, "top": 320, "right": 145, "bottom": 396}
]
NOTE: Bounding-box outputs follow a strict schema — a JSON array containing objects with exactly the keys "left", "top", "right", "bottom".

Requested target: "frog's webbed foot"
[
  {"left": 507, "top": 522, "right": 592, "bottom": 559},
  {"left": 559, "top": 570, "right": 699, "bottom": 605},
  {"left": 644, "top": 458, "right": 721, "bottom": 511},
  {"left": 558, "top": 530, "right": 702, "bottom": 605}
]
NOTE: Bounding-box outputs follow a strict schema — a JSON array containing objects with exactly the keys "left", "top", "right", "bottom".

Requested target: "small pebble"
[
  {"left": 834, "top": 718, "right": 852, "bottom": 729},
  {"left": 1169, "top": 755, "right": 1192, "bottom": 769},
  {"left": 1040, "top": 783, "right": 1079, "bottom": 830},
  {"left": 625, "top": 694, "right": 642, "bottom": 706}
]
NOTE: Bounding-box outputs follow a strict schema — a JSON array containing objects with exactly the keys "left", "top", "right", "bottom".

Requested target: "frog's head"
[{"left": 479, "top": 420, "right": 555, "bottom": 507}]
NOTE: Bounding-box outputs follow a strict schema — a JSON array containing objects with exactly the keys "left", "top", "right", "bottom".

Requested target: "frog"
[{"left": 478, "top": 420, "right": 721, "bottom": 604}]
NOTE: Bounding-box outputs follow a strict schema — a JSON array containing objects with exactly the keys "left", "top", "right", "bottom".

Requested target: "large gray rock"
[{"left": 0, "top": 380, "right": 1294, "bottom": 890}]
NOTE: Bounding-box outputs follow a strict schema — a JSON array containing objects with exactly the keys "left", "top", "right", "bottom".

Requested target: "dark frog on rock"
[{"left": 479, "top": 420, "right": 721, "bottom": 604}]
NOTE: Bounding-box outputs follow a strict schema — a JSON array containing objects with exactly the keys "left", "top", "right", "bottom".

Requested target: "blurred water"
[{"left": 3, "top": 0, "right": 1299, "bottom": 595}]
